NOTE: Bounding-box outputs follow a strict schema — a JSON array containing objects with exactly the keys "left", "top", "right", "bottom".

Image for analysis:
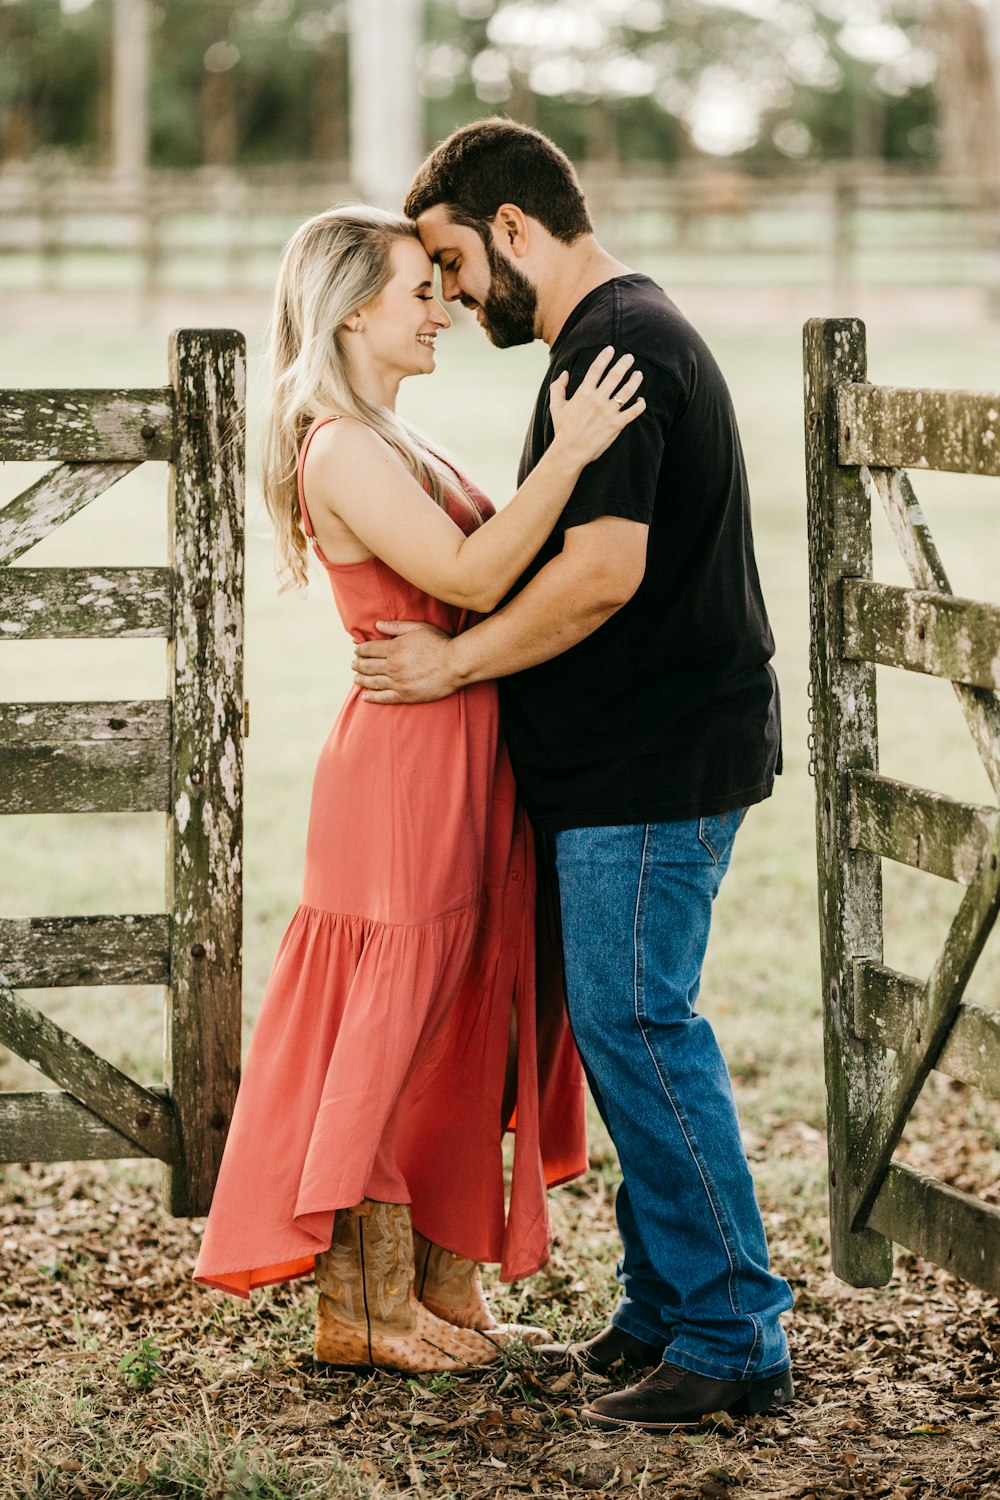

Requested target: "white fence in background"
[{"left": 1, "top": 162, "right": 998, "bottom": 309}]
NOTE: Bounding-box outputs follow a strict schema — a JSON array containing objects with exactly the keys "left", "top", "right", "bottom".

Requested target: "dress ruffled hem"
[{"left": 192, "top": 894, "right": 584, "bottom": 1299}]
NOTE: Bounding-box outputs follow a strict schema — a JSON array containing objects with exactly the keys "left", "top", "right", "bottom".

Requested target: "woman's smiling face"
[{"left": 355, "top": 236, "right": 452, "bottom": 380}]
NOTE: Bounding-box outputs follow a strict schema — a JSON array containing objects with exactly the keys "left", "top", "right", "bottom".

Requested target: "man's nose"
[{"left": 439, "top": 270, "right": 461, "bottom": 302}]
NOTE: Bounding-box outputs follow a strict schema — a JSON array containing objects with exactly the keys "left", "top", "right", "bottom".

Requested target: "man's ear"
[{"left": 492, "top": 203, "right": 531, "bottom": 259}]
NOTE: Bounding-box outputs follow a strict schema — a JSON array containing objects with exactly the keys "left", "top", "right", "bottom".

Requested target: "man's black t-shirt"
[{"left": 497, "top": 273, "right": 781, "bottom": 833}]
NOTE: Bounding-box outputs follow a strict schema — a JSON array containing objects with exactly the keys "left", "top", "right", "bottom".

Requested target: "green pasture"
[
  {"left": 2, "top": 288, "right": 1000, "bottom": 1219},
  {"left": 0, "top": 196, "right": 995, "bottom": 297}
]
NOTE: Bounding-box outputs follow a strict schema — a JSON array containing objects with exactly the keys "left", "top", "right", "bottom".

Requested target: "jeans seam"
[
  {"left": 696, "top": 816, "right": 722, "bottom": 863},
  {"left": 630, "top": 836, "right": 751, "bottom": 1363},
  {"left": 632, "top": 823, "right": 652, "bottom": 1025}
]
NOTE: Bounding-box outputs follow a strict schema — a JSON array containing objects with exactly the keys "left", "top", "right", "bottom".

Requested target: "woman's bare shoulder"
[{"left": 303, "top": 416, "right": 404, "bottom": 496}]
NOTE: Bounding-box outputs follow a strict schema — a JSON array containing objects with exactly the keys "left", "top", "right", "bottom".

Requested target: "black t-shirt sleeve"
[{"left": 554, "top": 344, "right": 684, "bottom": 530}]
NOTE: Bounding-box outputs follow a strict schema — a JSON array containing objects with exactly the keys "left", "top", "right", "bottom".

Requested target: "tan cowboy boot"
[
  {"left": 412, "top": 1227, "right": 547, "bottom": 1345},
  {"left": 313, "top": 1200, "right": 503, "bottom": 1374}
]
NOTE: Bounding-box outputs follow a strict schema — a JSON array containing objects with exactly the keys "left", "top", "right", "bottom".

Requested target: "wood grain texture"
[
  {"left": 164, "top": 328, "right": 245, "bottom": 1216},
  {"left": 843, "top": 580, "right": 1000, "bottom": 691},
  {"left": 848, "top": 770, "right": 999, "bottom": 884},
  {"left": 863, "top": 465, "right": 1000, "bottom": 799},
  {"left": 804, "top": 316, "right": 894, "bottom": 1287},
  {"left": 0, "top": 914, "right": 170, "bottom": 988},
  {"left": 0, "top": 700, "right": 170, "bottom": 743},
  {"left": 849, "top": 822, "right": 1000, "bottom": 1229},
  {"left": 868, "top": 1163, "right": 1000, "bottom": 1297},
  {"left": 840, "top": 384, "right": 1000, "bottom": 474},
  {"left": 855, "top": 961, "right": 1000, "bottom": 1097},
  {"left": 0, "top": 1088, "right": 173, "bottom": 1162},
  {"left": 0, "top": 977, "right": 179, "bottom": 1162},
  {"left": 0, "top": 567, "right": 172, "bottom": 638},
  {"left": 0, "top": 736, "right": 170, "bottom": 814},
  {"left": 0, "top": 462, "right": 137, "bottom": 564},
  {"left": 0, "top": 389, "right": 173, "bottom": 462}
]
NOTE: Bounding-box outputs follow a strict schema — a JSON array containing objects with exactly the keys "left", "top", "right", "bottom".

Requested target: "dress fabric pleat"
[{"left": 193, "top": 417, "right": 587, "bottom": 1299}]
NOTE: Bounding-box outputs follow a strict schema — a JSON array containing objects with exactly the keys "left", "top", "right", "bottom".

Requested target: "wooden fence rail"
[
  {"left": 804, "top": 317, "right": 1000, "bottom": 1297},
  {"left": 2, "top": 163, "right": 999, "bottom": 305},
  {"left": 0, "top": 330, "right": 245, "bottom": 1215}
]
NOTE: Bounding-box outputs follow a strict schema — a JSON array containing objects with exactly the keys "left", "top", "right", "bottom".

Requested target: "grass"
[
  {"left": 1, "top": 278, "right": 999, "bottom": 1495},
  {"left": 3, "top": 288, "right": 1000, "bottom": 1123}
]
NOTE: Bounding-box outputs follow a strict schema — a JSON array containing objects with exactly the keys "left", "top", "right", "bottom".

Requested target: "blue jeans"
[{"left": 552, "top": 812, "right": 793, "bottom": 1382}]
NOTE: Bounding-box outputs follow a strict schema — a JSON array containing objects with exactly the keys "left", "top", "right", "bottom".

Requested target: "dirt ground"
[{"left": 2, "top": 1093, "right": 998, "bottom": 1500}]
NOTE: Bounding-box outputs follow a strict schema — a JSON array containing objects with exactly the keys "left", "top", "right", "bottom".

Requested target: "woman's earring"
[{"left": 355, "top": 320, "right": 365, "bottom": 333}]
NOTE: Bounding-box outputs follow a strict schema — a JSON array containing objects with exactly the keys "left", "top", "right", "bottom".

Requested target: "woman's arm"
[
  {"left": 302, "top": 348, "right": 644, "bottom": 612},
  {"left": 351, "top": 516, "right": 649, "bottom": 702}
]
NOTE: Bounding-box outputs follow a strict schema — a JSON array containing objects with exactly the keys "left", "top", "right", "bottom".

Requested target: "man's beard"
[{"left": 480, "top": 239, "right": 538, "bottom": 348}]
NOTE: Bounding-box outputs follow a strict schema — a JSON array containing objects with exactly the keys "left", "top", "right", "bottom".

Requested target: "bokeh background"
[{"left": 1, "top": 7, "right": 999, "bottom": 1492}]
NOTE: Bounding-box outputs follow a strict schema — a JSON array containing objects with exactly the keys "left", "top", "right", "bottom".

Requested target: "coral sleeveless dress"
[{"left": 193, "top": 416, "right": 587, "bottom": 1299}]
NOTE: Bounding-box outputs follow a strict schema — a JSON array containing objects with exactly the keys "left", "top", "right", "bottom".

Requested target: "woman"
[{"left": 192, "top": 206, "right": 645, "bottom": 1375}]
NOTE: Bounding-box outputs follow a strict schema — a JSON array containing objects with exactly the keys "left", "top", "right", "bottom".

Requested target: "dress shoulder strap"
[{"left": 297, "top": 414, "right": 343, "bottom": 540}]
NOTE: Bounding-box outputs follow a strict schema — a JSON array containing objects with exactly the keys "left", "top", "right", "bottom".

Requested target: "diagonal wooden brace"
[
  {"left": 849, "top": 817, "right": 1000, "bottom": 1230},
  {"left": 0, "top": 462, "right": 137, "bottom": 565},
  {"left": 863, "top": 465, "right": 1000, "bottom": 799},
  {"left": 0, "top": 973, "right": 179, "bottom": 1162}
]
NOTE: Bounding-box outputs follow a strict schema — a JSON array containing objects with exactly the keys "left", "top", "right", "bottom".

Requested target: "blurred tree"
[
  {"left": 111, "top": 0, "right": 149, "bottom": 181},
  {"left": 422, "top": 0, "right": 938, "bottom": 168},
  {"left": 929, "top": 0, "right": 1000, "bottom": 181},
  {"left": 0, "top": 0, "right": 944, "bottom": 171},
  {"left": 0, "top": 0, "right": 105, "bottom": 165}
]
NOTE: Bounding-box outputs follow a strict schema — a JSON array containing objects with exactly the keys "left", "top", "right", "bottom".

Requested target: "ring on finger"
[{"left": 614, "top": 396, "right": 625, "bottom": 409}]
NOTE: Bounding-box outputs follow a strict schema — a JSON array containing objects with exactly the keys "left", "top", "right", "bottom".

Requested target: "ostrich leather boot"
[
  {"left": 413, "top": 1227, "right": 546, "bottom": 1344},
  {"left": 313, "top": 1200, "right": 503, "bottom": 1374}
]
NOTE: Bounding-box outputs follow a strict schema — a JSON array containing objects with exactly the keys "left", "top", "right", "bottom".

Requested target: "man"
[{"left": 353, "top": 119, "right": 794, "bottom": 1432}]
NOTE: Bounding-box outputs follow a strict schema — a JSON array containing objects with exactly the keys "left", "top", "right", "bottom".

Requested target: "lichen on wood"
[
  {"left": 804, "top": 316, "right": 893, "bottom": 1289},
  {"left": 0, "top": 975, "right": 179, "bottom": 1162},
  {"left": 0, "top": 333, "right": 244, "bottom": 1212},
  {"left": 855, "top": 960, "right": 1000, "bottom": 1098},
  {"left": 0, "top": 914, "right": 170, "bottom": 988},
  {"left": 0, "top": 389, "right": 173, "bottom": 462},
  {"left": 0, "top": 567, "right": 172, "bottom": 639},
  {"left": 848, "top": 769, "right": 998, "bottom": 884},
  {"left": 164, "top": 328, "right": 245, "bottom": 1217},
  {"left": 840, "top": 384, "right": 1000, "bottom": 475},
  {"left": 843, "top": 579, "right": 1000, "bottom": 692},
  {"left": 0, "top": 462, "right": 137, "bottom": 565},
  {"left": 807, "top": 317, "right": 1000, "bottom": 1299}
]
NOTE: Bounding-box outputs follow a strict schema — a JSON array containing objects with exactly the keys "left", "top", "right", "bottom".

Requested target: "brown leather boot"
[
  {"left": 412, "top": 1227, "right": 546, "bottom": 1345},
  {"left": 581, "top": 1361, "right": 795, "bottom": 1431},
  {"left": 535, "top": 1323, "right": 663, "bottom": 1373},
  {"left": 313, "top": 1201, "right": 503, "bottom": 1374}
]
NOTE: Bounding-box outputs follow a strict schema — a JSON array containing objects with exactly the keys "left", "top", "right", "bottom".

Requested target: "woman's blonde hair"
[{"left": 261, "top": 204, "right": 456, "bottom": 589}]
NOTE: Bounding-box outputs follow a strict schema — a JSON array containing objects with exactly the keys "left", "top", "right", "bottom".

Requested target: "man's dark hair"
[{"left": 404, "top": 118, "right": 593, "bottom": 245}]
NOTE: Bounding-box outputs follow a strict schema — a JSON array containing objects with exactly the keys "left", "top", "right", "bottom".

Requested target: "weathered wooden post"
[
  {"left": 0, "top": 333, "right": 245, "bottom": 1210},
  {"left": 806, "top": 320, "right": 1000, "bottom": 1295},
  {"left": 165, "top": 329, "right": 245, "bottom": 1216},
  {"left": 804, "top": 317, "right": 894, "bottom": 1287}
]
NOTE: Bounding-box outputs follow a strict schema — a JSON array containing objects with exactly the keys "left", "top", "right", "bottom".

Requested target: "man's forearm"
[{"left": 450, "top": 551, "right": 625, "bottom": 685}]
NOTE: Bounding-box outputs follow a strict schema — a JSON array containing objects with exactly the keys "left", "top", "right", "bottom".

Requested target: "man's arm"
[{"left": 352, "top": 516, "right": 648, "bottom": 703}]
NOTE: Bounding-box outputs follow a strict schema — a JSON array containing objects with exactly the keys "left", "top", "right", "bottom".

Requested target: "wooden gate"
[
  {"left": 805, "top": 317, "right": 1000, "bottom": 1296},
  {"left": 0, "top": 330, "right": 245, "bottom": 1215}
]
